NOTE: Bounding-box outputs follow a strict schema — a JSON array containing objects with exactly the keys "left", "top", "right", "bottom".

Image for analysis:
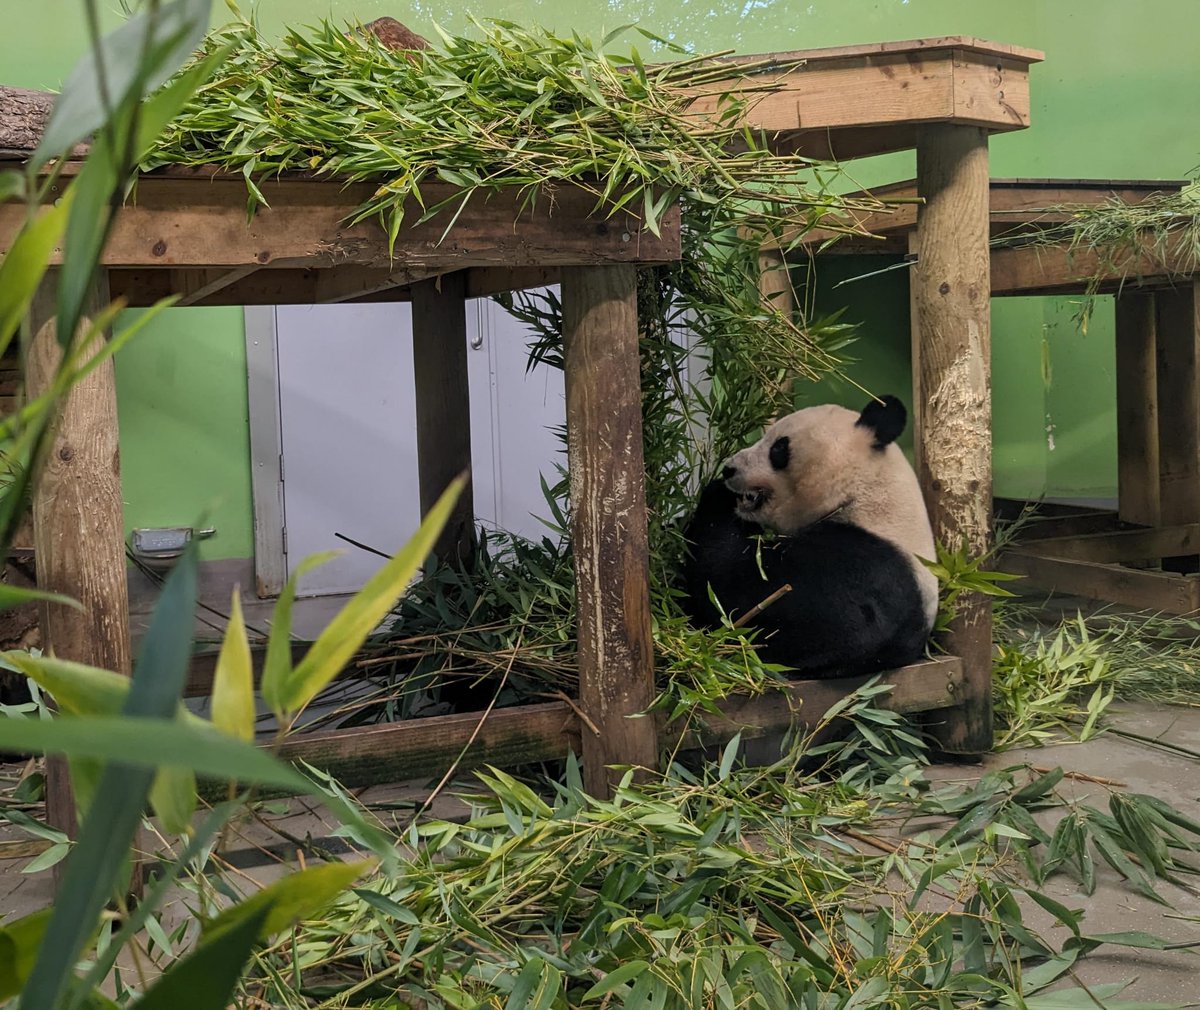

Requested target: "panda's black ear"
[{"left": 856, "top": 395, "right": 907, "bottom": 450}]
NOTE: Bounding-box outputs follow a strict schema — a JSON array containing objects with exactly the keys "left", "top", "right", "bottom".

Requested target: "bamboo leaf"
[
  {"left": 131, "top": 902, "right": 270, "bottom": 1010},
  {"left": 211, "top": 587, "right": 254, "bottom": 742},
  {"left": 202, "top": 861, "right": 374, "bottom": 942},
  {"left": 0, "top": 193, "right": 72, "bottom": 352},
  {"left": 32, "top": 0, "right": 211, "bottom": 166},
  {"left": 582, "top": 960, "right": 650, "bottom": 1000},
  {"left": 0, "top": 909, "right": 51, "bottom": 999},
  {"left": 0, "top": 716, "right": 313, "bottom": 793},
  {"left": 0, "top": 585, "right": 82, "bottom": 612},
  {"left": 278, "top": 476, "right": 464, "bottom": 716},
  {"left": 260, "top": 550, "right": 339, "bottom": 719},
  {"left": 18, "top": 543, "right": 199, "bottom": 1010}
]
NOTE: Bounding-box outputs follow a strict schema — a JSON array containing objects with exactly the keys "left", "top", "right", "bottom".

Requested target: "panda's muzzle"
[{"left": 736, "top": 488, "right": 771, "bottom": 514}]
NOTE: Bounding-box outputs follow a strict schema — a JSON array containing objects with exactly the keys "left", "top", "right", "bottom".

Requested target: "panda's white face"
[
  {"left": 723, "top": 404, "right": 865, "bottom": 533},
  {"left": 722, "top": 396, "right": 940, "bottom": 625}
]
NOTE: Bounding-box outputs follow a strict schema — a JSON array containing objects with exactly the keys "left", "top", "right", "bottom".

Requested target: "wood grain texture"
[
  {"left": 561, "top": 265, "right": 657, "bottom": 797},
  {"left": 1155, "top": 282, "right": 1200, "bottom": 573},
  {"left": 1000, "top": 548, "right": 1200, "bottom": 614},
  {"left": 910, "top": 124, "right": 993, "bottom": 755},
  {"left": 776, "top": 178, "right": 1186, "bottom": 252},
  {"left": 276, "top": 658, "right": 963, "bottom": 787},
  {"left": 26, "top": 275, "right": 132, "bottom": 870},
  {"left": 1018, "top": 524, "right": 1200, "bottom": 564},
  {"left": 1114, "top": 291, "right": 1161, "bottom": 527},
  {"left": 412, "top": 272, "right": 475, "bottom": 565},
  {"left": 990, "top": 232, "right": 1197, "bottom": 297},
  {"left": 0, "top": 174, "right": 681, "bottom": 270}
]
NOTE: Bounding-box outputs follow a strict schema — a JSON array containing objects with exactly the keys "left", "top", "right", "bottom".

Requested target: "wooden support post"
[
  {"left": 910, "top": 125, "right": 993, "bottom": 755},
  {"left": 411, "top": 272, "right": 475, "bottom": 564},
  {"left": 562, "top": 265, "right": 657, "bottom": 797},
  {"left": 26, "top": 275, "right": 132, "bottom": 875},
  {"left": 1154, "top": 281, "right": 1200, "bottom": 573},
  {"left": 1114, "top": 292, "right": 1160, "bottom": 527},
  {"left": 758, "top": 250, "right": 795, "bottom": 318}
]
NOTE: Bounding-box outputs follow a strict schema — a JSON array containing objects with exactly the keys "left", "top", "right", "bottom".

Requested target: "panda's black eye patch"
[{"left": 768, "top": 436, "right": 791, "bottom": 471}]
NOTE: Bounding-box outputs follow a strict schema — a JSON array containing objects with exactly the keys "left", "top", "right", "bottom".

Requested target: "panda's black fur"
[{"left": 681, "top": 480, "right": 929, "bottom": 677}]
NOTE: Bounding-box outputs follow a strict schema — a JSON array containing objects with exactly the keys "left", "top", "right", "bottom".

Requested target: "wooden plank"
[
  {"left": 775, "top": 178, "right": 1186, "bottom": 252},
  {"left": 174, "top": 266, "right": 262, "bottom": 306},
  {"left": 26, "top": 274, "right": 133, "bottom": 883},
  {"left": 1156, "top": 282, "right": 1200, "bottom": 573},
  {"left": 108, "top": 264, "right": 564, "bottom": 308},
  {"left": 276, "top": 658, "right": 965, "bottom": 787},
  {"left": 1114, "top": 291, "right": 1161, "bottom": 526},
  {"left": 412, "top": 272, "right": 475, "bottom": 565},
  {"left": 910, "top": 124, "right": 993, "bottom": 755},
  {"left": 676, "top": 657, "right": 963, "bottom": 749},
  {"left": 1000, "top": 548, "right": 1200, "bottom": 614},
  {"left": 277, "top": 702, "right": 580, "bottom": 786},
  {"left": 1, "top": 175, "right": 681, "bottom": 271},
  {"left": 1020, "top": 524, "right": 1200, "bottom": 564},
  {"left": 562, "top": 264, "right": 657, "bottom": 797},
  {"left": 991, "top": 232, "right": 1197, "bottom": 297},
  {"left": 694, "top": 47, "right": 1033, "bottom": 161}
]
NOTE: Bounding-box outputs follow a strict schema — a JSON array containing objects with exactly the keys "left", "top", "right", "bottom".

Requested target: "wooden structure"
[
  {"left": 0, "top": 37, "right": 1041, "bottom": 819},
  {"left": 780, "top": 176, "right": 1200, "bottom": 614}
]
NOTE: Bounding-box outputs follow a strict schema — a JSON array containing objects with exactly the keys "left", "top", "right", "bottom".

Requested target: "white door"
[{"left": 248, "top": 291, "right": 566, "bottom": 598}]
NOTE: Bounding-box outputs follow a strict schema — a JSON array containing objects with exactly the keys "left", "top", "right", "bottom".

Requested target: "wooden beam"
[
  {"left": 412, "top": 272, "right": 475, "bottom": 565},
  {"left": 562, "top": 264, "right": 657, "bottom": 797},
  {"left": 682, "top": 44, "right": 1038, "bottom": 161},
  {"left": 775, "top": 178, "right": 1186, "bottom": 253},
  {"left": 276, "top": 657, "right": 964, "bottom": 787},
  {"left": 1155, "top": 282, "right": 1200, "bottom": 573},
  {"left": 1000, "top": 548, "right": 1200, "bottom": 614},
  {"left": 26, "top": 274, "right": 132, "bottom": 878},
  {"left": 1114, "top": 291, "right": 1161, "bottom": 527},
  {"left": 910, "top": 124, "right": 993, "bottom": 756},
  {"left": 990, "top": 232, "right": 1197, "bottom": 298},
  {"left": 3, "top": 173, "right": 681, "bottom": 271},
  {"left": 1018, "top": 524, "right": 1200, "bottom": 564},
  {"left": 173, "top": 266, "right": 262, "bottom": 306}
]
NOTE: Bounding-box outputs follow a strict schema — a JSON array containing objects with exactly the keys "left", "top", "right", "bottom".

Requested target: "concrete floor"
[{"left": 3, "top": 704, "right": 1200, "bottom": 1003}]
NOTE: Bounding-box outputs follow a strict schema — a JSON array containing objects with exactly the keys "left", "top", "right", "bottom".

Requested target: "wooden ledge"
[
  {"left": 276, "top": 656, "right": 964, "bottom": 787},
  {"left": 771, "top": 177, "right": 1189, "bottom": 253}
]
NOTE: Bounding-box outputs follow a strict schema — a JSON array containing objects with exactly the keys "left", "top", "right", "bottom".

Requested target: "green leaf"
[
  {"left": 211, "top": 587, "right": 254, "bottom": 742},
  {"left": 0, "top": 910, "right": 51, "bottom": 999},
  {"left": 131, "top": 902, "right": 270, "bottom": 1010},
  {"left": 260, "top": 550, "right": 339, "bottom": 718},
  {"left": 505, "top": 955, "right": 546, "bottom": 1010},
  {"left": 0, "top": 585, "right": 82, "bottom": 613},
  {"left": 33, "top": 0, "right": 212, "bottom": 165},
  {"left": 582, "top": 960, "right": 650, "bottom": 1000},
  {"left": 19, "top": 544, "right": 199, "bottom": 1010},
  {"left": 278, "top": 476, "right": 464, "bottom": 716},
  {"left": 0, "top": 715, "right": 313, "bottom": 793},
  {"left": 0, "top": 193, "right": 71, "bottom": 352},
  {"left": 1, "top": 651, "right": 197, "bottom": 833},
  {"left": 202, "top": 861, "right": 373, "bottom": 942}
]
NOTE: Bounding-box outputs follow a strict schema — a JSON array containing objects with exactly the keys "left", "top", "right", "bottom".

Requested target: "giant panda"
[{"left": 682, "top": 395, "right": 936, "bottom": 677}]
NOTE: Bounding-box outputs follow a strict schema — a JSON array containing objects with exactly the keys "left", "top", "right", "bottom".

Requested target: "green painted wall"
[{"left": 4, "top": 0, "right": 1199, "bottom": 557}]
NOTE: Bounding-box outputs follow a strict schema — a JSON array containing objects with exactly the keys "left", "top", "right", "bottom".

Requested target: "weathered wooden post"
[
  {"left": 1153, "top": 282, "right": 1200, "bottom": 571},
  {"left": 562, "top": 264, "right": 657, "bottom": 796},
  {"left": 1114, "top": 292, "right": 1161, "bottom": 527},
  {"left": 412, "top": 271, "right": 475, "bottom": 564},
  {"left": 910, "top": 124, "right": 993, "bottom": 754},
  {"left": 25, "top": 275, "right": 133, "bottom": 867}
]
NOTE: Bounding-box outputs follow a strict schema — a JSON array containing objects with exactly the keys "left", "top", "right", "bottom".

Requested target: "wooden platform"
[
  {"left": 0, "top": 37, "right": 1041, "bottom": 832},
  {"left": 776, "top": 176, "right": 1200, "bottom": 615}
]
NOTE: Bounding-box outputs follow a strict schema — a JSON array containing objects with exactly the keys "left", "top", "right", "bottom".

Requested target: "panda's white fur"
[{"left": 722, "top": 397, "right": 938, "bottom": 628}]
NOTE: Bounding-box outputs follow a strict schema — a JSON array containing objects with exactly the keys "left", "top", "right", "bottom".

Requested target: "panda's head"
[
  {"left": 721, "top": 394, "right": 939, "bottom": 626},
  {"left": 721, "top": 396, "right": 911, "bottom": 531}
]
